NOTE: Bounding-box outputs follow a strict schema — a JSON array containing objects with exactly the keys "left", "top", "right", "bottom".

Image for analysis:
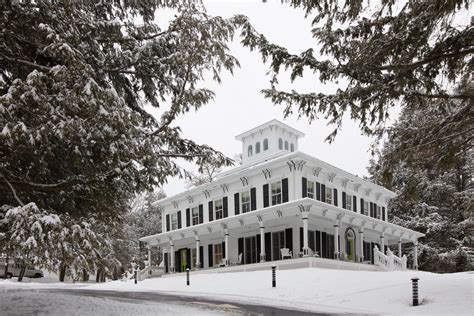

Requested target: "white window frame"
[
  {"left": 346, "top": 193, "right": 352, "bottom": 211},
  {"left": 307, "top": 180, "right": 315, "bottom": 199},
  {"left": 325, "top": 187, "right": 333, "bottom": 205},
  {"left": 214, "top": 243, "right": 223, "bottom": 265},
  {"left": 191, "top": 206, "right": 199, "bottom": 226},
  {"left": 171, "top": 213, "right": 178, "bottom": 230},
  {"left": 241, "top": 190, "right": 251, "bottom": 213},
  {"left": 214, "top": 198, "right": 223, "bottom": 220},
  {"left": 363, "top": 201, "right": 369, "bottom": 215},
  {"left": 271, "top": 180, "right": 282, "bottom": 206}
]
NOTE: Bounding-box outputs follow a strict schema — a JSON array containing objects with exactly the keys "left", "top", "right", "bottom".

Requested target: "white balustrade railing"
[{"left": 373, "top": 246, "right": 407, "bottom": 271}]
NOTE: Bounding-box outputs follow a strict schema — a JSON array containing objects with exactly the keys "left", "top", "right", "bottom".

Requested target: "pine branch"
[
  {"left": 1, "top": 176, "right": 24, "bottom": 206},
  {"left": 0, "top": 53, "right": 52, "bottom": 73}
]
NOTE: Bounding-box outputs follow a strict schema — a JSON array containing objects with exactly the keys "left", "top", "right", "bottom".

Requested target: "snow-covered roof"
[{"left": 234, "top": 119, "right": 305, "bottom": 141}]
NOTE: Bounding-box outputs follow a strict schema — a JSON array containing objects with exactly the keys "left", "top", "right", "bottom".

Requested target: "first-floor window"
[
  {"left": 192, "top": 206, "right": 199, "bottom": 225},
  {"left": 363, "top": 201, "right": 369, "bottom": 215},
  {"left": 171, "top": 213, "right": 178, "bottom": 230},
  {"left": 271, "top": 181, "right": 282, "bottom": 205},
  {"left": 191, "top": 248, "right": 197, "bottom": 268},
  {"left": 214, "top": 199, "right": 223, "bottom": 220},
  {"left": 241, "top": 191, "right": 251, "bottom": 213},
  {"left": 325, "top": 187, "right": 333, "bottom": 205},
  {"left": 307, "top": 180, "right": 315, "bottom": 199},
  {"left": 346, "top": 194, "right": 352, "bottom": 211},
  {"left": 214, "top": 243, "right": 223, "bottom": 265}
]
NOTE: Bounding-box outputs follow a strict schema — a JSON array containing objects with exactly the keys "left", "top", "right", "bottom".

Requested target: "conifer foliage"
[{"left": 0, "top": 1, "right": 246, "bottom": 280}]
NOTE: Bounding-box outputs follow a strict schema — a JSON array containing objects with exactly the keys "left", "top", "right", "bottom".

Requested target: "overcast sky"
[{"left": 155, "top": 0, "right": 401, "bottom": 197}]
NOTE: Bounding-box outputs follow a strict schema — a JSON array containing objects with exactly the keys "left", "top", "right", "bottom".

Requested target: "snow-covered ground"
[{"left": 1, "top": 268, "right": 472, "bottom": 315}]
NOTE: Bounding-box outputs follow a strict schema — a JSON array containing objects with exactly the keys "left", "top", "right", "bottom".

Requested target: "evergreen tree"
[
  {"left": 242, "top": 0, "right": 472, "bottom": 145},
  {"left": 0, "top": 1, "right": 250, "bottom": 279},
  {"left": 369, "top": 103, "right": 473, "bottom": 272}
]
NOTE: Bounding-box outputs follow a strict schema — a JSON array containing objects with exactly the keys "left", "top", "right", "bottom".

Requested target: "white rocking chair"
[{"left": 280, "top": 248, "right": 293, "bottom": 260}]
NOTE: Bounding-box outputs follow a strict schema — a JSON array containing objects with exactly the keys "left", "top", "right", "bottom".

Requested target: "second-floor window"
[
  {"left": 363, "top": 201, "right": 369, "bottom": 215},
  {"left": 192, "top": 206, "right": 199, "bottom": 225},
  {"left": 346, "top": 193, "right": 352, "bottom": 211},
  {"left": 271, "top": 181, "right": 282, "bottom": 205},
  {"left": 241, "top": 191, "right": 251, "bottom": 213},
  {"left": 256, "top": 142, "right": 261, "bottom": 154},
  {"left": 215, "top": 199, "right": 223, "bottom": 220},
  {"left": 171, "top": 213, "right": 178, "bottom": 230},
  {"left": 325, "top": 187, "right": 333, "bottom": 205},
  {"left": 377, "top": 205, "right": 381, "bottom": 219},
  {"left": 307, "top": 180, "right": 315, "bottom": 199}
]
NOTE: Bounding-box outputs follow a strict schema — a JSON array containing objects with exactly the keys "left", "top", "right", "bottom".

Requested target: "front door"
[
  {"left": 180, "top": 249, "right": 187, "bottom": 272},
  {"left": 346, "top": 228, "right": 356, "bottom": 261}
]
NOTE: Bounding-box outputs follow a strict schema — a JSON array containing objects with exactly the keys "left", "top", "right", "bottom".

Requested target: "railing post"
[
  {"left": 186, "top": 268, "right": 190, "bottom": 286},
  {"left": 411, "top": 277, "right": 419, "bottom": 306},
  {"left": 271, "top": 265, "right": 276, "bottom": 288}
]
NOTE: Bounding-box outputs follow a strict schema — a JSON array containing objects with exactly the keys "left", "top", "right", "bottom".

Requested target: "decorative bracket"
[
  {"left": 287, "top": 160, "right": 297, "bottom": 172},
  {"left": 220, "top": 184, "right": 229, "bottom": 193},
  {"left": 313, "top": 167, "right": 322, "bottom": 177},
  {"left": 328, "top": 172, "right": 336, "bottom": 183},
  {"left": 353, "top": 183, "right": 362, "bottom": 193},
  {"left": 375, "top": 192, "right": 382, "bottom": 201},
  {"left": 365, "top": 188, "right": 372, "bottom": 196},
  {"left": 180, "top": 233, "right": 185, "bottom": 239},
  {"left": 240, "top": 177, "right": 249, "bottom": 186},
  {"left": 202, "top": 190, "right": 211, "bottom": 199},
  {"left": 207, "top": 227, "right": 212, "bottom": 233},
  {"left": 262, "top": 169, "right": 271, "bottom": 180},
  {"left": 239, "top": 219, "right": 244, "bottom": 227},
  {"left": 186, "top": 195, "right": 193, "bottom": 204},
  {"left": 296, "top": 160, "right": 306, "bottom": 171},
  {"left": 172, "top": 201, "right": 179, "bottom": 209},
  {"left": 322, "top": 209, "right": 328, "bottom": 217},
  {"left": 257, "top": 215, "right": 263, "bottom": 223},
  {"left": 341, "top": 178, "right": 350, "bottom": 189},
  {"left": 276, "top": 210, "right": 283, "bottom": 218}
]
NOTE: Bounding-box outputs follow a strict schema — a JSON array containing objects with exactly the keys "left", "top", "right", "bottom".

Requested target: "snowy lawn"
[
  {"left": 82, "top": 268, "right": 473, "bottom": 315},
  {"left": 1, "top": 268, "right": 472, "bottom": 315}
]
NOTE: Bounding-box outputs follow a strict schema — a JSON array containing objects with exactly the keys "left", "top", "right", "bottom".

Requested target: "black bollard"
[
  {"left": 411, "top": 277, "right": 419, "bottom": 306},
  {"left": 271, "top": 265, "right": 276, "bottom": 288},
  {"left": 134, "top": 268, "right": 137, "bottom": 284},
  {"left": 186, "top": 268, "right": 190, "bottom": 286}
]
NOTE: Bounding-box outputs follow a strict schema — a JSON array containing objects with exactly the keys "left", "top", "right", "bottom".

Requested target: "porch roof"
[{"left": 141, "top": 198, "right": 424, "bottom": 246}]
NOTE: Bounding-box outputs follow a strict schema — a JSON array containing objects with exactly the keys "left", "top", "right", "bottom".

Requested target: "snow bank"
[{"left": 85, "top": 268, "right": 473, "bottom": 315}]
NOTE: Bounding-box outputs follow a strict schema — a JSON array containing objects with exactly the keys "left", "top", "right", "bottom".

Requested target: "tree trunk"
[
  {"left": 3, "top": 255, "right": 9, "bottom": 280},
  {"left": 82, "top": 269, "right": 89, "bottom": 282},
  {"left": 59, "top": 264, "right": 67, "bottom": 282},
  {"left": 17, "top": 264, "right": 26, "bottom": 282},
  {"left": 95, "top": 268, "right": 102, "bottom": 283}
]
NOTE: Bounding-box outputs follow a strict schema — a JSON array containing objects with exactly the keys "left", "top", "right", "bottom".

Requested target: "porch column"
[
  {"left": 224, "top": 228, "right": 229, "bottom": 266},
  {"left": 334, "top": 222, "right": 340, "bottom": 260},
  {"left": 398, "top": 238, "right": 402, "bottom": 258},
  {"left": 413, "top": 240, "right": 418, "bottom": 270},
  {"left": 259, "top": 221, "right": 266, "bottom": 262},
  {"left": 169, "top": 243, "right": 175, "bottom": 273},
  {"left": 302, "top": 215, "right": 309, "bottom": 256},
  {"left": 359, "top": 228, "right": 364, "bottom": 262},
  {"left": 195, "top": 235, "right": 201, "bottom": 269},
  {"left": 147, "top": 246, "right": 152, "bottom": 267},
  {"left": 380, "top": 233, "right": 385, "bottom": 254}
]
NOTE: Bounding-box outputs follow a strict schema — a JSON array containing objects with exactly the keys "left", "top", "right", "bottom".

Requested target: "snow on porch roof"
[{"left": 234, "top": 119, "right": 305, "bottom": 141}]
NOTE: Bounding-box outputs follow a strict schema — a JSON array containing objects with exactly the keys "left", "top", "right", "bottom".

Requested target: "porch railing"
[{"left": 373, "top": 246, "right": 407, "bottom": 271}]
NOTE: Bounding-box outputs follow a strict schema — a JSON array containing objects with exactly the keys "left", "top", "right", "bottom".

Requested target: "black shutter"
[
  {"left": 374, "top": 203, "right": 378, "bottom": 218},
  {"left": 353, "top": 196, "right": 357, "bottom": 213},
  {"left": 316, "top": 182, "right": 321, "bottom": 200},
  {"left": 299, "top": 227, "right": 304, "bottom": 252},
  {"left": 342, "top": 192, "right": 347, "bottom": 209},
  {"left": 186, "top": 248, "right": 191, "bottom": 269},
  {"left": 370, "top": 202, "right": 374, "bottom": 217},
  {"left": 234, "top": 193, "right": 240, "bottom": 215},
  {"left": 208, "top": 201, "right": 213, "bottom": 222},
  {"left": 321, "top": 232, "right": 327, "bottom": 258},
  {"left": 316, "top": 231, "right": 321, "bottom": 256},
  {"left": 302, "top": 177, "right": 307, "bottom": 198},
  {"left": 265, "top": 232, "right": 271, "bottom": 262},
  {"left": 263, "top": 184, "right": 269, "bottom": 207},
  {"left": 208, "top": 244, "right": 213, "bottom": 267},
  {"left": 164, "top": 252, "right": 169, "bottom": 273},
  {"left": 251, "top": 187, "right": 257, "bottom": 211},
  {"left": 285, "top": 228, "right": 293, "bottom": 253},
  {"left": 177, "top": 211, "right": 182, "bottom": 229},
  {"left": 223, "top": 197, "right": 228, "bottom": 218},
  {"left": 321, "top": 184, "right": 326, "bottom": 202},
  {"left": 166, "top": 214, "right": 170, "bottom": 232},
  {"left": 361, "top": 198, "right": 364, "bottom": 215},
  {"left": 382, "top": 207, "right": 386, "bottom": 221},
  {"left": 186, "top": 208, "right": 190, "bottom": 227},
  {"left": 175, "top": 250, "right": 180, "bottom": 272},
  {"left": 282, "top": 178, "right": 289, "bottom": 203},
  {"left": 222, "top": 241, "right": 226, "bottom": 259},
  {"left": 333, "top": 188, "right": 338, "bottom": 206},
  {"left": 199, "top": 246, "right": 203, "bottom": 268},
  {"left": 199, "top": 204, "right": 203, "bottom": 223},
  {"left": 370, "top": 242, "right": 375, "bottom": 264},
  {"left": 238, "top": 238, "right": 244, "bottom": 262}
]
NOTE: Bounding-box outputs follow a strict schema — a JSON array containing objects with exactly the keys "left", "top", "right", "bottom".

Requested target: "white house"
[{"left": 140, "top": 120, "right": 424, "bottom": 273}]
